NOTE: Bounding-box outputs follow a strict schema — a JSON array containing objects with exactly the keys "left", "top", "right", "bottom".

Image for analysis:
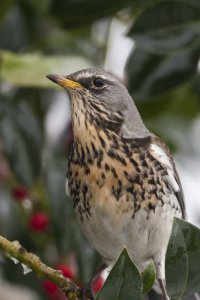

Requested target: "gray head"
[{"left": 47, "top": 68, "right": 150, "bottom": 139}]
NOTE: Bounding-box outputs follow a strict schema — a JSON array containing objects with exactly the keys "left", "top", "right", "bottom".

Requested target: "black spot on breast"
[
  {"left": 148, "top": 178, "right": 156, "bottom": 185},
  {"left": 130, "top": 158, "right": 139, "bottom": 167},
  {"left": 91, "top": 142, "right": 98, "bottom": 158},
  {"left": 141, "top": 160, "right": 148, "bottom": 167},
  {"left": 141, "top": 190, "right": 145, "bottom": 200},
  {"left": 97, "top": 150, "right": 103, "bottom": 168},
  {"left": 112, "top": 183, "right": 122, "bottom": 200},
  {"left": 140, "top": 153, "right": 145, "bottom": 160},
  {"left": 148, "top": 202, "right": 156, "bottom": 212},
  {"left": 97, "top": 159, "right": 102, "bottom": 168},
  {"left": 107, "top": 149, "right": 127, "bottom": 166},
  {"left": 136, "top": 166, "right": 141, "bottom": 173},
  {"left": 134, "top": 174, "right": 141, "bottom": 185},
  {"left": 84, "top": 119, "right": 88, "bottom": 130},
  {"left": 126, "top": 187, "right": 133, "bottom": 194},
  {"left": 85, "top": 168, "right": 90, "bottom": 175},
  {"left": 105, "top": 163, "right": 110, "bottom": 172},
  {"left": 98, "top": 134, "right": 106, "bottom": 148},
  {"left": 111, "top": 167, "right": 118, "bottom": 178},
  {"left": 82, "top": 184, "right": 88, "bottom": 194},
  {"left": 124, "top": 170, "right": 128, "bottom": 177},
  {"left": 102, "top": 172, "right": 106, "bottom": 179},
  {"left": 118, "top": 179, "right": 122, "bottom": 186},
  {"left": 122, "top": 144, "right": 132, "bottom": 157},
  {"left": 124, "top": 170, "right": 135, "bottom": 183},
  {"left": 149, "top": 168, "right": 154, "bottom": 175},
  {"left": 79, "top": 145, "right": 85, "bottom": 164},
  {"left": 88, "top": 157, "right": 93, "bottom": 164},
  {"left": 86, "top": 145, "right": 91, "bottom": 156},
  {"left": 111, "top": 134, "right": 119, "bottom": 148}
]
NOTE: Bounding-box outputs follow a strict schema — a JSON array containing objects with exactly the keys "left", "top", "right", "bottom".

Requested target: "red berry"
[
  {"left": 12, "top": 185, "right": 28, "bottom": 201},
  {"left": 92, "top": 276, "right": 104, "bottom": 294},
  {"left": 57, "top": 264, "right": 75, "bottom": 280},
  {"left": 29, "top": 212, "right": 49, "bottom": 232},
  {"left": 43, "top": 280, "right": 58, "bottom": 294}
]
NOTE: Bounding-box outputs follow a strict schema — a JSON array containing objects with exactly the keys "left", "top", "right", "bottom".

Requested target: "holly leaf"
[
  {"left": 128, "top": 1, "right": 200, "bottom": 53},
  {"left": 166, "top": 218, "right": 200, "bottom": 298},
  {"left": 141, "top": 261, "right": 156, "bottom": 295},
  {"left": 50, "top": 0, "right": 134, "bottom": 27},
  {"left": 0, "top": 98, "right": 42, "bottom": 186},
  {"left": 126, "top": 45, "right": 200, "bottom": 99},
  {"left": 96, "top": 248, "right": 143, "bottom": 300}
]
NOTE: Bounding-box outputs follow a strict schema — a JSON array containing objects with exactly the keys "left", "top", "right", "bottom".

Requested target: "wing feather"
[{"left": 150, "top": 143, "right": 186, "bottom": 219}]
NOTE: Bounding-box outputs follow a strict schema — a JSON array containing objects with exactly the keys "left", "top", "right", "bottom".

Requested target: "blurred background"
[{"left": 0, "top": 0, "right": 200, "bottom": 299}]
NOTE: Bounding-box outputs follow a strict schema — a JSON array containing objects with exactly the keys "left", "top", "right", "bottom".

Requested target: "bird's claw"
[{"left": 78, "top": 283, "right": 94, "bottom": 300}]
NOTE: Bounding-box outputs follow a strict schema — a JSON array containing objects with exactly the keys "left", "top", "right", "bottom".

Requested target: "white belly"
[{"left": 75, "top": 191, "right": 181, "bottom": 272}]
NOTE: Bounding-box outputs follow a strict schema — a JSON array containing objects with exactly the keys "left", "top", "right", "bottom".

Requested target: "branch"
[{"left": 0, "top": 235, "right": 80, "bottom": 300}]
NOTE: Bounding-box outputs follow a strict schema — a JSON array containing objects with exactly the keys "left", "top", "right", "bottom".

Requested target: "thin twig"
[
  {"left": 194, "top": 293, "right": 200, "bottom": 300},
  {"left": 0, "top": 235, "right": 80, "bottom": 300}
]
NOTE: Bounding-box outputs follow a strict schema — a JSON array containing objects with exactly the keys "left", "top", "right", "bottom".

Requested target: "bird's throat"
[{"left": 70, "top": 96, "right": 123, "bottom": 149}]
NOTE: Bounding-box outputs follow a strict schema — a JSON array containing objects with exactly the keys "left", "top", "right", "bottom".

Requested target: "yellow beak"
[{"left": 46, "top": 74, "right": 82, "bottom": 89}]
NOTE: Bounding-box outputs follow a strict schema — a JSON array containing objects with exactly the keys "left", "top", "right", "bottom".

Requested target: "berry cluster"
[
  {"left": 11, "top": 184, "right": 104, "bottom": 298},
  {"left": 12, "top": 185, "right": 50, "bottom": 232}
]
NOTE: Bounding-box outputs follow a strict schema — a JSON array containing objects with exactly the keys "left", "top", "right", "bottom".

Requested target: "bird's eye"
[{"left": 93, "top": 77, "right": 104, "bottom": 88}]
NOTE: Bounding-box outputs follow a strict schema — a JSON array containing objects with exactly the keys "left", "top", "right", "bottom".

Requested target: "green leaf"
[
  {"left": 0, "top": 6, "right": 27, "bottom": 51},
  {"left": 130, "top": 0, "right": 200, "bottom": 16},
  {"left": 21, "top": 0, "right": 52, "bottom": 14},
  {"left": 50, "top": 0, "right": 133, "bottom": 27},
  {"left": 96, "top": 248, "right": 143, "bottom": 300},
  {"left": 141, "top": 261, "right": 156, "bottom": 295},
  {"left": 0, "top": 51, "right": 93, "bottom": 88},
  {"left": 0, "top": 115, "right": 33, "bottom": 186},
  {"left": 15, "top": 102, "right": 42, "bottom": 178},
  {"left": 166, "top": 218, "right": 188, "bottom": 299},
  {"left": 178, "top": 219, "right": 200, "bottom": 298},
  {"left": 0, "top": 98, "right": 42, "bottom": 186},
  {"left": 0, "top": 0, "right": 14, "bottom": 20},
  {"left": 50, "top": 0, "right": 200, "bottom": 27},
  {"left": 126, "top": 45, "right": 200, "bottom": 99},
  {"left": 166, "top": 218, "right": 200, "bottom": 299},
  {"left": 128, "top": 1, "right": 200, "bottom": 53}
]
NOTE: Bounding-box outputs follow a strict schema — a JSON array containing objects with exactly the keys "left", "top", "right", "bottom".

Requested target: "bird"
[{"left": 47, "top": 68, "right": 185, "bottom": 300}]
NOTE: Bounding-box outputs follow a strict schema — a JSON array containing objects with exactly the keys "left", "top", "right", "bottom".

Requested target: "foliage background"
[{"left": 0, "top": 0, "right": 200, "bottom": 299}]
